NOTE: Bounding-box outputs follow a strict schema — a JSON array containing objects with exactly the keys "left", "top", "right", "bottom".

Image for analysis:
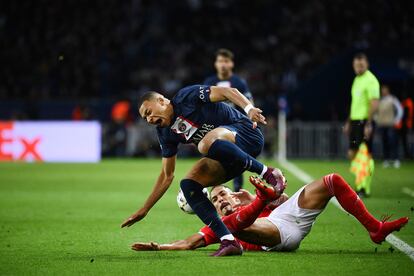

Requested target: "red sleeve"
[
  {"left": 198, "top": 205, "right": 272, "bottom": 247},
  {"left": 258, "top": 206, "right": 273, "bottom": 218},
  {"left": 199, "top": 225, "right": 219, "bottom": 246}
]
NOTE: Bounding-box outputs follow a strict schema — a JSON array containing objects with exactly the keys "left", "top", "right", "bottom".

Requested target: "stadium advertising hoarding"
[{"left": 0, "top": 121, "right": 101, "bottom": 162}]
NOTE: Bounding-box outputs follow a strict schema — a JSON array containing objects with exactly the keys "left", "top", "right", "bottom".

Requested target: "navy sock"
[
  {"left": 207, "top": 140, "right": 264, "bottom": 175},
  {"left": 180, "top": 179, "right": 231, "bottom": 238},
  {"left": 233, "top": 174, "right": 243, "bottom": 192}
]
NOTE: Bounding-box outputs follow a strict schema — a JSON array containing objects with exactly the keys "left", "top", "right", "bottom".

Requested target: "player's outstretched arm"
[
  {"left": 209, "top": 86, "right": 266, "bottom": 126},
  {"left": 121, "top": 156, "right": 176, "bottom": 228},
  {"left": 131, "top": 233, "right": 205, "bottom": 251}
]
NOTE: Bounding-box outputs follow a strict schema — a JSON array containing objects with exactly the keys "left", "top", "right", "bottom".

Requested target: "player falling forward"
[
  {"left": 121, "top": 84, "right": 286, "bottom": 256},
  {"left": 132, "top": 174, "right": 408, "bottom": 252}
]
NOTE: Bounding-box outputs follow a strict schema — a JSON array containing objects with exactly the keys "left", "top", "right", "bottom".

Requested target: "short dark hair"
[
  {"left": 138, "top": 91, "right": 159, "bottom": 108},
  {"left": 210, "top": 185, "right": 233, "bottom": 194},
  {"left": 215, "top": 48, "right": 234, "bottom": 60},
  {"left": 353, "top": 52, "right": 368, "bottom": 61}
]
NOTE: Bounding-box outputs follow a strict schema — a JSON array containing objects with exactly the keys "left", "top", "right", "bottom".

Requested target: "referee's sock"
[
  {"left": 180, "top": 179, "right": 234, "bottom": 240},
  {"left": 207, "top": 140, "right": 266, "bottom": 176}
]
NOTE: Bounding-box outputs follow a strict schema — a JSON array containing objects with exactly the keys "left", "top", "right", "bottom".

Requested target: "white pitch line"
[
  {"left": 278, "top": 158, "right": 414, "bottom": 262},
  {"left": 402, "top": 187, "right": 414, "bottom": 198}
]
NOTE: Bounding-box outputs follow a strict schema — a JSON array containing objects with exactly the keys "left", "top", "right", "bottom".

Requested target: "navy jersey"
[
  {"left": 156, "top": 85, "right": 250, "bottom": 157},
  {"left": 203, "top": 74, "right": 253, "bottom": 112}
]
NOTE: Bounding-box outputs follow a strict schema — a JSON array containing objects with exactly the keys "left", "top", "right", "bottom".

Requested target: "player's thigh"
[
  {"left": 185, "top": 157, "right": 227, "bottom": 187},
  {"left": 236, "top": 218, "right": 281, "bottom": 247},
  {"left": 298, "top": 178, "right": 331, "bottom": 210},
  {"left": 197, "top": 127, "right": 236, "bottom": 154}
]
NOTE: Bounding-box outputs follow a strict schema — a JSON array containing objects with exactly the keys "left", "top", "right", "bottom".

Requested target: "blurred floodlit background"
[{"left": 0, "top": 0, "right": 413, "bottom": 161}]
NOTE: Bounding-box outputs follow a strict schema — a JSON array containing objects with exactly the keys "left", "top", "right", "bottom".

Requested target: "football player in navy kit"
[
  {"left": 121, "top": 84, "right": 287, "bottom": 256},
  {"left": 204, "top": 49, "right": 253, "bottom": 192}
]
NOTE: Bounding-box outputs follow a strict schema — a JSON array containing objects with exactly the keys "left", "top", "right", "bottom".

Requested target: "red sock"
[
  {"left": 323, "top": 173, "right": 380, "bottom": 233},
  {"left": 222, "top": 197, "right": 266, "bottom": 232}
]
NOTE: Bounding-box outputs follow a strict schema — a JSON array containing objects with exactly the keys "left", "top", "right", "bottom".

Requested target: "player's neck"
[
  {"left": 357, "top": 69, "right": 368, "bottom": 76},
  {"left": 218, "top": 71, "right": 233, "bottom": 80}
]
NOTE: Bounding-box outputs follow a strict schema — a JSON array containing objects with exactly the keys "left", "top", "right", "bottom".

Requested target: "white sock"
[
  {"left": 220, "top": 234, "right": 235, "bottom": 241},
  {"left": 259, "top": 165, "right": 268, "bottom": 178}
]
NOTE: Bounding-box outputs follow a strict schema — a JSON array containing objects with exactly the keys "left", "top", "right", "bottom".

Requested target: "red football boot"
[
  {"left": 260, "top": 168, "right": 287, "bottom": 197},
  {"left": 249, "top": 176, "right": 280, "bottom": 201},
  {"left": 369, "top": 216, "right": 409, "bottom": 244}
]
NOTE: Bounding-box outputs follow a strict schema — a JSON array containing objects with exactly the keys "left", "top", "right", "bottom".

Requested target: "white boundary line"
[
  {"left": 402, "top": 187, "right": 414, "bottom": 198},
  {"left": 278, "top": 158, "right": 414, "bottom": 261}
]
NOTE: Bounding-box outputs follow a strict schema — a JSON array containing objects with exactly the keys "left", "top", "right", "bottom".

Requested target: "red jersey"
[{"left": 198, "top": 206, "right": 272, "bottom": 251}]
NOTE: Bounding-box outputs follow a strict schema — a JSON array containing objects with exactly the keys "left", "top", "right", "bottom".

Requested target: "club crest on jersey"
[{"left": 171, "top": 116, "right": 198, "bottom": 141}]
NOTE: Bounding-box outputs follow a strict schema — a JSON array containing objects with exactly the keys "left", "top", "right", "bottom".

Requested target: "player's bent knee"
[
  {"left": 197, "top": 137, "right": 216, "bottom": 155},
  {"left": 180, "top": 179, "right": 203, "bottom": 194}
]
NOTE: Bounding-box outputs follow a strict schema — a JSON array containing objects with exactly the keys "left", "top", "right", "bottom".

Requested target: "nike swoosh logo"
[{"left": 236, "top": 214, "right": 243, "bottom": 222}]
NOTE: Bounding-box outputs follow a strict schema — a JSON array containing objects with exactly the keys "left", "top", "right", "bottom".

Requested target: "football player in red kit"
[{"left": 132, "top": 174, "right": 408, "bottom": 253}]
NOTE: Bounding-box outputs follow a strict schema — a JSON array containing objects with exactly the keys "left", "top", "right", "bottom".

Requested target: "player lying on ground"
[
  {"left": 132, "top": 174, "right": 409, "bottom": 252},
  {"left": 121, "top": 84, "right": 286, "bottom": 256}
]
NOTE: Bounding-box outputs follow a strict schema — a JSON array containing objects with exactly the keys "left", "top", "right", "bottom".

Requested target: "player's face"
[
  {"left": 210, "top": 186, "right": 240, "bottom": 216},
  {"left": 215, "top": 56, "right": 234, "bottom": 76},
  {"left": 353, "top": 58, "right": 368, "bottom": 75},
  {"left": 139, "top": 97, "right": 172, "bottom": 127}
]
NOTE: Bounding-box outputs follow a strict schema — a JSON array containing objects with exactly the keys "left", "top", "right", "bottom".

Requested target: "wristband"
[{"left": 244, "top": 104, "right": 254, "bottom": 114}]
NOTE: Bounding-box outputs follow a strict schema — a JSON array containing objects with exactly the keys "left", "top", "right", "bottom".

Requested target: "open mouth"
[{"left": 220, "top": 202, "right": 230, "bottom": 211}]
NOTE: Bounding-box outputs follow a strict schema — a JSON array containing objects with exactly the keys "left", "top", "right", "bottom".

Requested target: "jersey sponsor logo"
[
  {"left": 171, "top": 117, "right": 215, "bottom": 144},
  {"left": 192, "top": 123, "right": 215, "bottom": 144},
  {"left": 171, "top": 116, "right": 199, "bottom": 141},
  {"left": 199, "top": 86, "right": 210, "bottom": 101}
]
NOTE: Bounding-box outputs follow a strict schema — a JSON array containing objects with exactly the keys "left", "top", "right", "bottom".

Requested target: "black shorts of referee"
[{"left": 349, "top": 120, "right": 374, "bottom": 153}]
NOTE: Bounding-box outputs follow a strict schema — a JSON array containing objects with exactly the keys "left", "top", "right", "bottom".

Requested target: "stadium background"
[
  {"left": 1, "top": 0, "right": 413, "bottom": 275},
  {"left": 1, "top": 0, "right": 413, "bottom": 159}
]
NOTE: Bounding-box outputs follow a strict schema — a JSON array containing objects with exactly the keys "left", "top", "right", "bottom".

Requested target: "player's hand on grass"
[
  {"left": 121, "top": 208, "right": 148, "bottom": 228},
  {"left": 131, "top": 242, "right": 160, "bottom": 251},
  {"left": 231, "top": 189, "right": 255, "bottom": 207},
  {"left": 248, "top": 107, "right": 267, "bottom": 128}
]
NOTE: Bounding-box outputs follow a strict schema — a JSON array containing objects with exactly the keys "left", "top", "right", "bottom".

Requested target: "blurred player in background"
[
  {"left": 204, "top": 49, "right": 254, "bottom": 192},
  {"left": 396, "top": 92, "right": 413, "bottom": 159},
  {"left": 121, "top": 84, "right": 287, "bottom": 256},
  {"left": 344, "top": 53, "right": 380, "bottom": 197},
  {"left": 376, "top": 85, "right": 403, "bottom": 168},
  {"left": 132, "top": 174, "right": 408, "bottom": 252}
]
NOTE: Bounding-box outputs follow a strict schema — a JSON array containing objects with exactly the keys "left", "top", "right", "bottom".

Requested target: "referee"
[{"left": 344, "top": 53, "right": 380, "bottom": 197}]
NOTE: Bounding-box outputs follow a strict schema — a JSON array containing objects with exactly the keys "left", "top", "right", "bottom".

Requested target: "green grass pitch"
[{"left": 1, "top": 159, "right": 413, "bottom": 275}]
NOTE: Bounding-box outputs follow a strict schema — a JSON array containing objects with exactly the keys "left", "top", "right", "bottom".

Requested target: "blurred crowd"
[
  {"left": 1, "top": 0, "right": 413, "bottom": 158},
  {"left": 2, "top": 0, "right": 413, "bottom": 109}
]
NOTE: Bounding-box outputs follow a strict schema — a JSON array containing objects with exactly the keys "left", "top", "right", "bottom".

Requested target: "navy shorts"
[{"left": 220, "top": 119, "right": 264, "bottom": 181}]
